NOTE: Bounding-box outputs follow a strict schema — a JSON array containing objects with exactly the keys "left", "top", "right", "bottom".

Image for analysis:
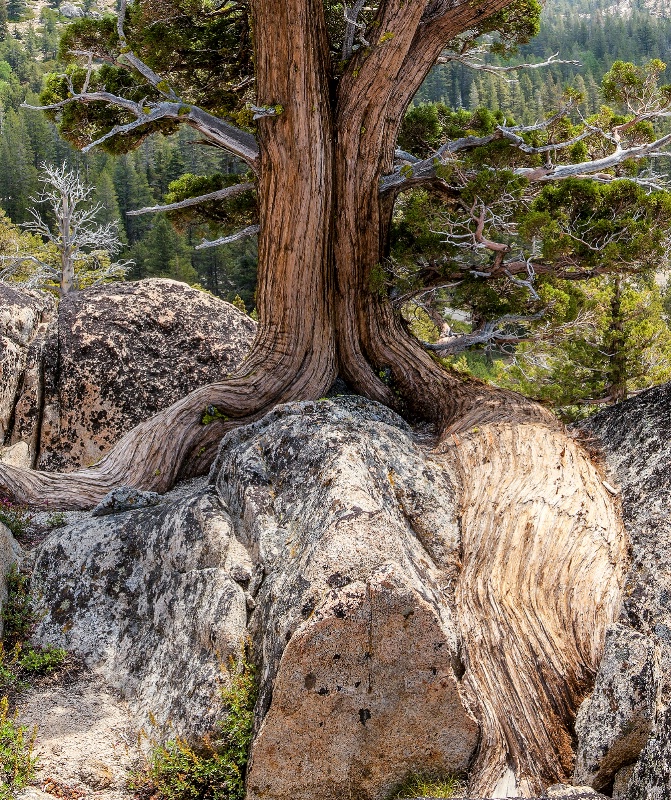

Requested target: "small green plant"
[
  {"left": 0, "top": 696, "right": 36, "bottom": 799},
  {"left": 18, "top": 645, "right": 67, "bottom": 676},
  {"left": 133, "top": 656, "right": 257, "bottom": 800},
  {"left": 45, "top": 512, "right": 67, "bottom": 530},
  {"left": 390, "top": 772, "right": 465, "bottom": 799},
  {"left": 0, "top": 498, "right": 32, "bottom": 539},
  {"left": 1, "top": 566, "right": 39, "bottom": 647},
  {"left": 0, "top": 645, "right": 24, "bottom": 696},
  {"left": 201, "top": 405, "right": 230, "bottom": 426}
]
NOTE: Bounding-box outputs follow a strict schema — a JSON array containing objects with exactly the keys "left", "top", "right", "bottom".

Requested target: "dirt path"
[{"left": 16, "top": 672, "right": 141, "bottom": 800}]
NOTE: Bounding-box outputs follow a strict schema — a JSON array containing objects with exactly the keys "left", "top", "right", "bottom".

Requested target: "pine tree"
[
  {"left": 0, "top": 0, "right": 8, "bottom": 39},
  {"left": 0, "top": 108, "right": 38, "bottom": 223},
  {"left": 6, "top": 0, "right": 25, "bottom": 23}
]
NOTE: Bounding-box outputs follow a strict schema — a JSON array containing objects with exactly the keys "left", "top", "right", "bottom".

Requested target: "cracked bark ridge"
[
  {"left": 28, "top": 398, "right": 625, "bottom": 798},
  {"left": 439, "top": 422, "right": 626, "bottom": 795}
]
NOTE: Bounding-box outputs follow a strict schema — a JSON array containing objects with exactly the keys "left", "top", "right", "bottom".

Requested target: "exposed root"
[
  {"left": 0, "top": 348, "right": 336, "bottom": 509},
  {"left": 438, "top": 422, "right": 628, "bottom": 796}
]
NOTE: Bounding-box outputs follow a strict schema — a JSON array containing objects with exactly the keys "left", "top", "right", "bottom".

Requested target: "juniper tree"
[{"left": 1, "top": 2, "right": 664, "bottom": 794}]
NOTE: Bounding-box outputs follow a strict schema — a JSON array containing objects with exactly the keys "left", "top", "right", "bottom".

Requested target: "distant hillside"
[{"left": 417, "top": 0, "right": 671, "bottom": 120}]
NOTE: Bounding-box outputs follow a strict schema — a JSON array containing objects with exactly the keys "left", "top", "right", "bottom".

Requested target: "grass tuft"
[
  {"left": 390, "top": 772, "right": 465, "bottom": 799},
  {"left": 0, "top": 695, "right": 36, "bottom": 799}
]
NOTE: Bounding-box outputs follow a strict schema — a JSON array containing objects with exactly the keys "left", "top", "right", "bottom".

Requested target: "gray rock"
[
  {"left": 59, "top": 3, "right": 85, "bottom": 17},
  {"left": 91, "top": 487, "right": 162, "bottom": 517},
  {"left": 573, "top": 625, "right": 658, "bottom": 791},
  {"left": 31, "top": 487, "right": 248, "bottom": 736},
  {"left": 4, "top": 279, "right": 255, "bottom": 470},
  {"left": 0, "top": 284, "right": 55, "bottom": 454},
  {"left": 624, "top": 705, "right": 671, "bottom": 799},
  {"left": 544, "top": 786, "right": 602, "bottom": 798},
  {"left": 30, "top": 397, "right": 478, "bottom": 799},
  {"left": 577, "top": 382, "right": 671, "bottom": 796}
]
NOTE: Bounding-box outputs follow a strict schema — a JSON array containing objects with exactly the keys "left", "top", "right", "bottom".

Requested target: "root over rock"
[{"left": 27, "top": 398, "right": 626, "bottom": 798}]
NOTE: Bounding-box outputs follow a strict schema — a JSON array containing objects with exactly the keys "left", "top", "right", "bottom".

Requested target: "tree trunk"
[
  {"left": 0, "top": 0, "right": 337, "bottom": 509},
  {"left": 60, "top": 194, "right": 74, "bottom": 296}
]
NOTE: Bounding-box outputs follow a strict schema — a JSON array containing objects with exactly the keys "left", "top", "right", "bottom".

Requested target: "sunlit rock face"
[
  {"left": 30, "top": 398, "right": 479, "bottom": 800},
  {"left": 1, "top": 278, "right": 256, "bottom": 470},
  {"left": 576, "top": 383, "right": 671, "bottom": 799}
]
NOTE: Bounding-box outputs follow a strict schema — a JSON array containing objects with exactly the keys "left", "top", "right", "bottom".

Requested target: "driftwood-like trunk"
[{"left": 0, "top": 0, "right": 628, "bottom": 795}]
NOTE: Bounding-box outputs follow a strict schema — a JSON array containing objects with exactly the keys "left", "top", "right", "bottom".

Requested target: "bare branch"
[
  {"left": 195, "top": 225, "right": 260, "bottom": 250},
  {"left": 342, "top": 0, "right": 368, "bottom": 61},
  {"left": 23, "top": 92, "right": 260, "bottom": 168},
  {"left": 127, "top": 182, "right": 255, "bottom": 217},
  {"left": 516, "top": 129, "right": 671, "bottom": 183},
  {"left": 437, "top": 51, "right": 581, "bottom": 77},
  {"left": 422, "top": 312, "right": 546, "bottom": 355}
]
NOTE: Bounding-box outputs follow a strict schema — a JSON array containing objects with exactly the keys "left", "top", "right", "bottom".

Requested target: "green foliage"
[
  {"left": 201, "top": 405, "right": 229, "bottom": 425},
  {"left": 497, "top": 275, "right": 671, "bottom": 416},
  {"left": 0, "top": 696, "right": 36, "bottom": 800},
  {"left": 389, "top": 772, "right": 465, "bottom": 799},
  {"left": 18, "top": 645, "right": 67, "bottom": 676},
  {"left": 0, "top": 499, "right": 32, "bottom": 541},
  {"left": 164, "top": 173, "right": 257, "bottom": 231},
  {"left": 45, "top": 512, "right": 67, "bottom": 530},
  {"left": 1, "top": 565, "right": 38, "bottom": 647},
  {"left": 134, "top": 657, "right": 258, "bottom": 800}
]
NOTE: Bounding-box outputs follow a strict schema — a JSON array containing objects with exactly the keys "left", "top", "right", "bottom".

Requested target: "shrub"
[
  {"left": 0, "top": 499, "right": 32, "bottom": 540},
  {"left": 18, "top": 645, "right": 67, "bottom": 675},
  {"left": 0, "top": 696, "right": 36, "bottom": 800},
  {"left": 1, "top": 566, "right": 39, "bottom": 647},
  {"left": 134, "top": 657, "right": 257, "bottom": 800}
]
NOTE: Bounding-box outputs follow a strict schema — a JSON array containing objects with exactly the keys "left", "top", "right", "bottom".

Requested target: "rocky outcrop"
[
  {"left": 575, "top": 383, "right": 671, "bottom": 798},
  {"left": 28, "top": 397, "right": 625, "bottom": 799},
  {"left": 1, "top": 279, "right": 255, "bottom": 470},
  {"left": 0, "top": 285, "right": 55, "bottom": 464}
]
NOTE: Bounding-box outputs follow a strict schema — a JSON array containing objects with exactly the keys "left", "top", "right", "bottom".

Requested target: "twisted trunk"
[
  {"left": 0, "top": 0, "right": 337, "bottom": 508},
  {"left": 0, "top": 4, "right": 628, "bottom": 795}
]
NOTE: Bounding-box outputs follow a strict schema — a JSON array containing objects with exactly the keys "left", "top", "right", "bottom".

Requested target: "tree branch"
[
  {"left": 127, "top": 182, "right": 255, "bottom": 216},
  {"left": 421, "top": 312, "right": 545, "bottom": 355},
  {"left": 22, "top": 1, "right": 260, "bottom": 169},
  {"left": 436, "top": 51, "right": 581, "bottom": 76},
  {"left": 23, "top": 92, "right": 260, "bottom": 168},
  {"left": 195, "top": 225, "right": 260, "bottom": 250}
]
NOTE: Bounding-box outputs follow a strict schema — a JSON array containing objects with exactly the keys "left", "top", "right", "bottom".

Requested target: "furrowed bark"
[
  {"left": 444, "top": 424, "right": 627, "bottom": 795},
  {"left": 0, "top": 0, "right": 336, "bottom": 509}
]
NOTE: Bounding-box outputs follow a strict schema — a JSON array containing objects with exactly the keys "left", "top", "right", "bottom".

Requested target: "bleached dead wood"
[{"left": 440, "top": 423, "right": 627, "bottom": 795}]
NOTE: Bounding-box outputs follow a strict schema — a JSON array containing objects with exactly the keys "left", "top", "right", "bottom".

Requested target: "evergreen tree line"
[
  {"left": 416, "top": 0, "right": 671, "bottom": 123},
  {"left": 0, "top": 1, "right": 258, "bottom": 308}
]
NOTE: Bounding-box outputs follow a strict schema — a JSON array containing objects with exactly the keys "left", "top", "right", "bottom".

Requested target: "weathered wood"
[{"left": 442, "top": 423, "right": 627, "bottom": 795}]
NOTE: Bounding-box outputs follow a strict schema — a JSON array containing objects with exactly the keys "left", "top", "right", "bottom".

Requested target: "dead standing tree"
[{"left": 0, "top": 0, "right": 647, "bottom": 794}]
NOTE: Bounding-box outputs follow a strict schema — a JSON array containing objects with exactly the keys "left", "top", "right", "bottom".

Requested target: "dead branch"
[
  {"left": 195, "top": 225, "right": 260, "bottom": 250},
  {"left": 127, "top": 182, "right": 255, "bottom": 216}
]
